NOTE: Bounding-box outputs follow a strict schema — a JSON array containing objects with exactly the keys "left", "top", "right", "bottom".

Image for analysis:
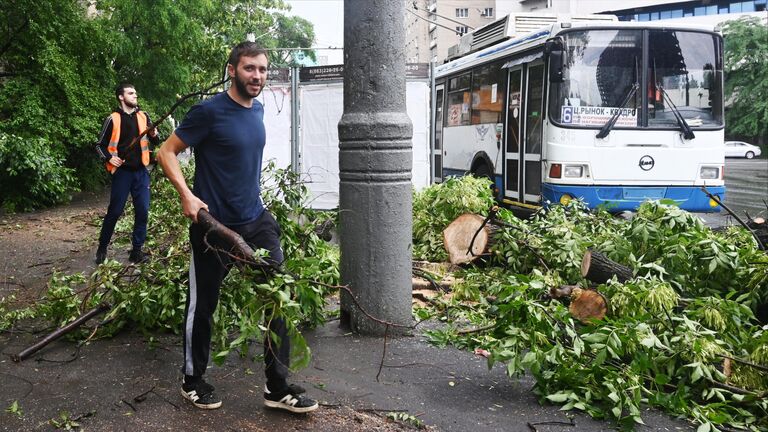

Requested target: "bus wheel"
[{"left": 472, "top": 164, "right": 498, "bottom": 197}]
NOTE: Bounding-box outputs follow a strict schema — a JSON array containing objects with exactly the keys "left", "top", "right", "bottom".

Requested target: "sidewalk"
[{"left": 1, "top": 317, "right": 694, "bottom": 431}]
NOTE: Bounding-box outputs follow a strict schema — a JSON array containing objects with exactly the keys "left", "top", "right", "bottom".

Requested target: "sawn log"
[
  {"left": 581, "top": 250, "right": 633, "bottom": 284},
  {"left": 550, "top": 285, "right": 608, "bottom": 323},
  {"left": 443, "top": 214, "right": 499, "bottom": 265}
]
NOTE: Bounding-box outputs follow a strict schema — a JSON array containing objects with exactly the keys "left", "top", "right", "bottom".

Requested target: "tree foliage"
[
  {"left": 0, "top": 0, "right": 115, "bottom": 208},
  {"left": 410, "top": 178, "right": 768, "bottom": 431},
  {"left": 0, "top": 161, "right": 339, "bottom": 369},
  {"left": 0, "top": 0, "right": 313, "bottom": 211},
  {"left": 722, "top": 17, "right": 768, "bottom": 145},
  {"left": 267, "top": 14, "right": 316, "bottom": 67}
]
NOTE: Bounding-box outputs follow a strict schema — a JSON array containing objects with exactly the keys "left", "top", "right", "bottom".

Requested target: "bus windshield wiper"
[
  {"left": 596, "top": 82, "right": 639, "bottom": 139},
  {"left": 657, "top": 85, "right": 695, "bottom": 140}
]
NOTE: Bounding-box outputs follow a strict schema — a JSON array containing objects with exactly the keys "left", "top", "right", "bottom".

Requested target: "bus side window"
[
  {"left": 446, "top": 73, "right": 472, "bottom": 127},
  {"left": 471, "top": 61, "right": 507, "bottom": 125}
]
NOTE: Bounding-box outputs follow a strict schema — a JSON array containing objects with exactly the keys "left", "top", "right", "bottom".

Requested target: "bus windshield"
[{"left": 549, "top": 29, "right": 723, "bottom": 129}]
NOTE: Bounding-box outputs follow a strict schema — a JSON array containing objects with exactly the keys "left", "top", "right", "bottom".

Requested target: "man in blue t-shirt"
[{"left": 156, "top": 41, "right": 318, "bottom": 413}]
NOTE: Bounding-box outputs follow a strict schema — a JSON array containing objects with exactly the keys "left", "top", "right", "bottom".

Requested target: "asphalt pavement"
[
  {"left": 1, "top": 159, "right": 761, "bottom": 431},
  {"left": 1, "top": 314, "right": 696, "bottom": 431}
]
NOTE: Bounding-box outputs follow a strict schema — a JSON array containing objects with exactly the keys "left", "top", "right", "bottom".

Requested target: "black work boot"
[
  {"left": 128, "top": 248, "right": 147, "bottom": 263},
  {"left": 95, "top": 245, "right": 107, "bottom": 264}
]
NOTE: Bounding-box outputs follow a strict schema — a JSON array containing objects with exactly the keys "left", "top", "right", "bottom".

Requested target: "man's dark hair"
[
  {"left": 227, "top": 41, "right": 268, "bottom": 67},
  {"left": 115, "top": 82, "right": 134, "bottom": 103}
]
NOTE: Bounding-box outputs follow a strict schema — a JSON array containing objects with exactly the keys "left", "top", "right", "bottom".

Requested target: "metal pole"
[
  {"left": 290, "top": 66, "right": 300, "bottom": 174},
  {"left": 339, "top": 0, "right": 413, "bottom": 335},
  {"left": 429, "top": 61, "right": 436, "bottom": 184}
]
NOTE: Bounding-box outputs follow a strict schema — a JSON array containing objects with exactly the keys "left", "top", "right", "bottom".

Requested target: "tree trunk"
[
  {"left": 443, "top": 214, "right": 499, "bottom": 265},
  {"left": 581, "top": 250, "right": 634, "bottom": 284}
]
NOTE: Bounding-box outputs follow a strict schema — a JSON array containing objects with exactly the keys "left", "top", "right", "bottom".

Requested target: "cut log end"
[
  {"left": 581, "top": 250, "right": 633, "bottom": 284},
  {"left": 443, "top": 214, "right": 493, "bottom": 265},
  {"left": 569, "top": 288, "right": 608, "bottom": 323}
]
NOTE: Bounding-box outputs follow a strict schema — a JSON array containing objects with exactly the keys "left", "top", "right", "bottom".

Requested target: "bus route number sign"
[{"left": 561, "top": 106, "right": 637, "bottom": 127}]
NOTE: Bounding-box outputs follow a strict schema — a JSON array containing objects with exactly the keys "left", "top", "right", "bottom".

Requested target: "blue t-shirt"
[{"left": 175, "top": 92, "right": 266, "bottom": 225}]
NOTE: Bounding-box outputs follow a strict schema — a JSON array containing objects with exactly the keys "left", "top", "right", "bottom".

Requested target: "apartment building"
[
  {"left": 405, "top": 0, "right": 497, "bottom": 63},
  {"left": 497, "top": 0, "right": 767, "bottom": 24},
  {"left": 411, "top": 0, "right": 765, "bottom": 64}
]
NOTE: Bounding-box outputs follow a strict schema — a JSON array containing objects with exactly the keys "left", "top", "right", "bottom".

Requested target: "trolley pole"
[{"left": 338, "top": 1, "right": 413, "bottom": 335}]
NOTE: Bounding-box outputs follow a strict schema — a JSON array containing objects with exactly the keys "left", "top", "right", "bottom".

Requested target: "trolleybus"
[{"left": 430, "top": 14, "right": 725, "bottom": 212}]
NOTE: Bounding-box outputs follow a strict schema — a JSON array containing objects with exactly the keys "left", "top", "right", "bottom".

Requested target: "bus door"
[
  {"left": 504, "top": 68, "right": 523, "bottom": 201},
  {"left": 432, "top": 84, "right": 445, "bottom": 183},
  {"left": 522, "top": 63, "right": 544, "bottom": 205}
]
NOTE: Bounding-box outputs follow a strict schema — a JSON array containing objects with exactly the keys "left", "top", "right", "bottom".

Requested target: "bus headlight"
[
  {"left": 564, "top": 164, "right": 589, "bottom": 178},
  {"left": 559, "top": 194, "right": 573, "bottom": 205},
  {"left": 700, "top": 166, "right": 719, "bottom": 179}
]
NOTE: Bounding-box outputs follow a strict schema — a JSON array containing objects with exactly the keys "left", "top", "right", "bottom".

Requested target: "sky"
[
  {"left": 284, "top": 0, "right": 344, "bottom": 65},
  {"left": 282, "top": 1, "right": 522, "bottom": 65}
]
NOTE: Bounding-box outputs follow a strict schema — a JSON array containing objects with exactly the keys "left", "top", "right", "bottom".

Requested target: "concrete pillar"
[{"left": 338, "top": 0, "right": 413, "bottom": 335}]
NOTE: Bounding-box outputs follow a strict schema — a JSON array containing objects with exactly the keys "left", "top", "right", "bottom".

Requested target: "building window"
[
  {"left": 456, "top": 26, "right": 469, "bottom": 35},
  {"left": 456, "top": 8, "right": 468, "bottom": 18},
  {"left": 482, "top": 7, "right": 494, "bottom": 18}
]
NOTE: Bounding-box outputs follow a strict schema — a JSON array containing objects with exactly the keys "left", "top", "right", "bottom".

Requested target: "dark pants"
[
  {"left": 98, "top": 168, "right": 150, "bottom": 250},
  {"left": 182, "top": 210, "right": 289, "bottom": 391}
]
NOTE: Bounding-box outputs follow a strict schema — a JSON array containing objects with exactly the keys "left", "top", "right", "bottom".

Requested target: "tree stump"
[
  {"left": 581, "top": 250, "right": 633, "bottom": 284},
  {"left": 443, "top": 214, "right": 498, "bottom": 265}
]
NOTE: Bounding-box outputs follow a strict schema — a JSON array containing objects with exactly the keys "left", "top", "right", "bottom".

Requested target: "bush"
[{"left": 0, "top": 133, "right": 79, "bottom": 212}]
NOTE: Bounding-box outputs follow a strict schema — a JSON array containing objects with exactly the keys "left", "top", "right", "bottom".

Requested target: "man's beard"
[
  {"left": 233, "top": 71, "right": 262, "bottom": 99},
  {"left": 123, "top": 99, "right": 138, "bottom": 109}
]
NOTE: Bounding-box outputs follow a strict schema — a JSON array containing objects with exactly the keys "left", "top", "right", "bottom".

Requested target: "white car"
[{"left": 725, "top": 141, "right": 762, "bottom": 159}]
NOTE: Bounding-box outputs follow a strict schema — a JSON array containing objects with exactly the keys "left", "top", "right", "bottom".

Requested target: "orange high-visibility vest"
[{"left": 105, "top": 111, "right": 151, "bottom": 173}]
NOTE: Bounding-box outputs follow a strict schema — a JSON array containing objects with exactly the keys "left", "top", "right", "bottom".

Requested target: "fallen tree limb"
[
  {"left": 196, "top": 209, "right": 277, "bottom": 273},
  {"left": 11, "top": 303, "right": 111, "bottom": 362},
  {"left": 701, "top": 186, "right": 766, "bottom": 250},
  {"left": 718, "top": 354, "right": 768, "bottom": 374}
]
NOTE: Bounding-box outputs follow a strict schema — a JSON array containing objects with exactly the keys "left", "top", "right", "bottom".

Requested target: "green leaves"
[
  {"left": 5, "top": 400, "right": 23, "bottom": 418},
  {"left": 414, "top": 196, "right": 767, "bottom": 431},
  {"left": 0, "top": 133, "right": 79, "bottom": 212},
  {"left": 0, "top": 0, "right": 316, "bottom": 211},
  {"left": 4, "top": 162, "right": 337, "bottom": 381},
  {"left": 412, "top": 176, "right": 496, "bottom": 261},
  {"left": 722, "top": 17, "right": 768, "bottom": 144}
]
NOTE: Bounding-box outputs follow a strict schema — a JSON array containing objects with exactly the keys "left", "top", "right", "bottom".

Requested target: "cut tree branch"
[{"left": 11, "top": 303, "right": 111, "bottom": 362}]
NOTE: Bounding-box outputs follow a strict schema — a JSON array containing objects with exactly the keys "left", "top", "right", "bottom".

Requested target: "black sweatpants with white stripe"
[{"left": 183, "top": 210, "right": 290, "bottom": 391}]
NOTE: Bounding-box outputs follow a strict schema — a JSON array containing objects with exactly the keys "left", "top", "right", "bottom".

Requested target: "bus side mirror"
[{"left": 545, "top": 39, "right": 565, "bottom": 83}]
